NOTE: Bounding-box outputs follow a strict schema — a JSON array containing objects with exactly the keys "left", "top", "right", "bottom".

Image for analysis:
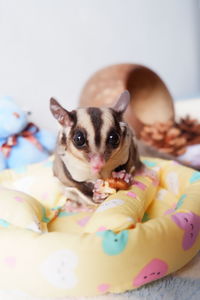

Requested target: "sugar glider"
[{"left": 49, "top": 91, "right": 184, "bottom": 205}]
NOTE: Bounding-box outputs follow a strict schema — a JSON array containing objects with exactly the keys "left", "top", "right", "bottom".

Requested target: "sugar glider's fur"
[
  {"left": 49, "top": 91, "right": 188, "bottom": 205},
  {"left": 50, "top": 91, "right": 144, "bottom": 204}
]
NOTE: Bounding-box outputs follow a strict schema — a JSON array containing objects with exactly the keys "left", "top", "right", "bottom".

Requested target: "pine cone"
[
  {"left": 140, "top": 116, "right": 200, "bottom": 156},
  {"left": 177, "top": 116, "right": 200, "bottom": 145}
]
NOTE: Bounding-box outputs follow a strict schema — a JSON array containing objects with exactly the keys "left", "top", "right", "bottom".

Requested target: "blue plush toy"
[{"left": 0, "top": 97, "right": 56, "bottom": 171}]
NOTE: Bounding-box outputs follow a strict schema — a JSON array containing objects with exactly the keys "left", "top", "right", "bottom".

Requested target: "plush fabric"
[{"left": 0, "top": 157, "right": 199, "bottom": 298}]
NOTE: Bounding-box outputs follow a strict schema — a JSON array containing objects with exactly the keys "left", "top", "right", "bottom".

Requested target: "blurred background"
[{"left": 0, "top": 0, "right": 199, "bottom": 131}]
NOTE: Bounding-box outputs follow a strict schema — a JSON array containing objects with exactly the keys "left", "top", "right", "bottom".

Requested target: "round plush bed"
[{"left": 0, "top": 157, "right": 199, "bottom": 298}]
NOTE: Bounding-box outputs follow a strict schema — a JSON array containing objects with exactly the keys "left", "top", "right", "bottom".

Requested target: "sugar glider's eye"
[
  {"left": 73, "top": 130, "right": 86, "bottom": 147},
  {"left": 107, "top": 130, "right": 120, "bottom": 148}
]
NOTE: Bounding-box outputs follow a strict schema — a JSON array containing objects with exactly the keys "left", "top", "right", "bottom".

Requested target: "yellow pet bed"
[{"left": 0, "top": 157, "right": 199, "bottom": 298}]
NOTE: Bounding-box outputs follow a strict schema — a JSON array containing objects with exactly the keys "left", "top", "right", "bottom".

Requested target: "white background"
[{"left": 0, "top": 0, "right": 199, "bottom": 131}]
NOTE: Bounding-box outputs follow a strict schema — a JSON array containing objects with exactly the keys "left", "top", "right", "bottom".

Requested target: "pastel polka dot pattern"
[
  {"left": 0, "top": 156, "right": 199, "bottom": 297},
  {"left": 14, "top": 196, "right": 24, "bottom": 203},
  {"left": 77, "top": 216, "right": 91, "bottom": 227},
  {"left": 164, "top": 203, "right": 176, "bottom": 216},
  {"left": 40, "top": 250, "right": 78, "bottom": 289},
  {"left": 95, "top": 199, "right": 124, "bottom": 212},
  {"left": 189, "top": 171, "right": 200, "bottom": 183},
  {"left": 175, "top": 194, "right": 187, "bottom": 210},
  {"left": 132, "top": 180, "right": 147, "bottom": 190},
  {"left": 97, "top": 230, "right": 129, "bottom": 256},
  {"left": 143, "top": 160, "right": 157, "bottom": 167},
  {"left": 127, "top": 191, "right": 137, "bottom": 198},
  {"left": 98, "top": 283, "right": 110, "bottom": 293},
  {"left": 156, "top": 188, "right": 167, "bottom": 201},
  {"left": 97, "top": 226, "right": 107, "bottom": 232},
  {"left": 163, "top": 194, "right": 187, "bottom": 216},
  {"left": 133, "top": 259, "right": 168, "bottom": 287},
  {"left": 171, "top": 212, "right": 200, "bottom": 250},
  {"left": 0, "top": 219, "right": 10, "bottom": 228},
  {"left": 166, "top": 172, "right": 179, "bottom": 195},
  {"left": 58, "top": 211, "right": 77, "bottom": 217}
]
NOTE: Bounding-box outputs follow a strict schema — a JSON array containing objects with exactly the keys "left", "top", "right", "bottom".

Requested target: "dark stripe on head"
[
  {"left": 60, "top": 132, "right": 67, "bottom": 145},
  {"left": 109, "top": 108, "right": 122, "bottom": 134},
  {"left": 87, "top": 107, "right": 103, "bottom": 147},
  {"left": 69, "top": 110, "right": 77, "bottom": 129},
  {"left": 121, "top": 125, "right": 127, "bottom": 139}
]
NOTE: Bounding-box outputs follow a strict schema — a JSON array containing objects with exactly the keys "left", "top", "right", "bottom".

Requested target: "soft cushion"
[{"left": 0, "top": 157, "right": 199, "bottom": 298}]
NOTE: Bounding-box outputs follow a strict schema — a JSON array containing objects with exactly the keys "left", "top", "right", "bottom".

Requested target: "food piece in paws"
[
  {"left": 93, "top": 179, "right": 116, "bottom": 203},
  {"left": 106, "top": 177, "right": 130, "bottom": 190},
  {"left": 107, "top": 170, "right": 134, "bottom": 190},
  {"left": 93, "top": 170, "right": 133, "bottom": 202}
]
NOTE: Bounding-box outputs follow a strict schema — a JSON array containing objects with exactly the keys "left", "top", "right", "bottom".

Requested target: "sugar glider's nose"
[{"left": 89, "top": 153, "right": 105, "bottom": 174}]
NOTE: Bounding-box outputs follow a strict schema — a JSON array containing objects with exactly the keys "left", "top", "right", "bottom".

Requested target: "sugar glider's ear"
[
  {"left": 50, "top": 98, "right": 75, "bottom": 127},
  {"left": 112, "top": 90, "right": 130, "bottom": 114}
]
